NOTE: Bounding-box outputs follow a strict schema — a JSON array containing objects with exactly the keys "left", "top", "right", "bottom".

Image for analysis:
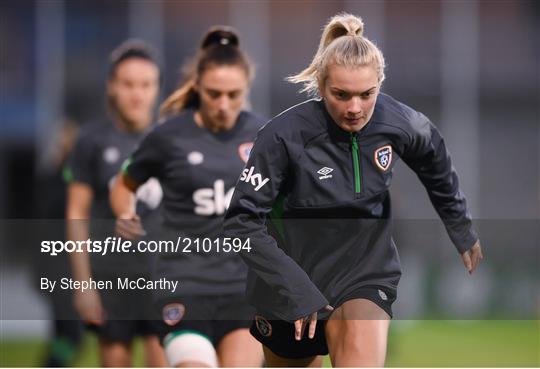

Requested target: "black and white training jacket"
[{"left": 224, "top": 94, "right": 478, "bottom": 322}]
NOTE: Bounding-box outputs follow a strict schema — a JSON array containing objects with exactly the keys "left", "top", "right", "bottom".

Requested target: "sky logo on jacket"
[{"left": 240, "top": 166, "right": 269, "bottom": 192}]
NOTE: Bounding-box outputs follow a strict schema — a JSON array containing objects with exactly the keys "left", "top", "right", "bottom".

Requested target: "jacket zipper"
[{"left": 350, "top": 133, "right": 361, "bottom": 194}]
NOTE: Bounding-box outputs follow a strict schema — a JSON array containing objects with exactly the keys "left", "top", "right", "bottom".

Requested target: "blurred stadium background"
[{"left": 1, "top": 0, "right": 538, "bottom": 366}]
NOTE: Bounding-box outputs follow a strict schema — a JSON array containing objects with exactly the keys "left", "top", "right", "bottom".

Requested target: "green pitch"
[
  {"left": 1, "top": 320, "right": 538, "bottom": 367},
  {"left": 385, "top": 320, "right": 539, "bottom": 367}
]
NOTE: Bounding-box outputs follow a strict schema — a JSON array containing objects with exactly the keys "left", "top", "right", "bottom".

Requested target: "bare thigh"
[
  {"left": 325, "top": 298, "right": 390, "bottom": 367},
  {"left": 217, "top": 328, "right": 264, "bottom": 367},
  {"left": 142, "top": 335, "right": 168, "bottom": 367},
  {"left": 98, "top": 339, "right": 132, "bottom": 367}
]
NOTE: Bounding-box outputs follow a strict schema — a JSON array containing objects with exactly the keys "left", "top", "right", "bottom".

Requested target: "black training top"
[
  {"left": 125, "top": 109, "right": 263, "bottom": 296},
  {"left": 224, "top": 94, "right": 479, "bottom": 322},
  {"left": 66, "top": 121, "right": 163, "bottom": 275}
]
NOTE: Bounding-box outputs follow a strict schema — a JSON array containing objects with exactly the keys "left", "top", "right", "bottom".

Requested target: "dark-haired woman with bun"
[
  {"left": 110, "top": 26, "right": 264, "bottom": 367},
  {"left": 224, "top": 13, "right": 483, "bottom": 367}
]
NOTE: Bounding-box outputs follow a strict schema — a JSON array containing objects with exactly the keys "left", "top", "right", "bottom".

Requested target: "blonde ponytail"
[{"left": 287, "top": 13, "right": 384, "bottom": 97}]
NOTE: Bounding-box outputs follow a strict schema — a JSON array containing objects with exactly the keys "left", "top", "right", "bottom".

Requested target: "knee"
[
  {"left": 100, "top": 343, "right": 132, "bottom": 367},
  {"left": 331, "top": 340, "right": 385, "bottom": 367},
  {"left": 326, "top": 322, "right": 387, "bottom": 367},
  {"left": 331, "top": 328, "right": 364, "bottom": 357}
]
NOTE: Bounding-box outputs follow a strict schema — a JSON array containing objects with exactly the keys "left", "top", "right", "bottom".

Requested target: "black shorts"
[
  {"left": 87, "top": 319, "right": 161, "bottom": 343},
  {"left": 86, "top": 275, "right": 162, "bottom": 342},
  {"left": 251, "top": 285, "right": 396, "bottom": 359},
  {"left": 156, "top": 294, "right": 254, "bottom": 346}
]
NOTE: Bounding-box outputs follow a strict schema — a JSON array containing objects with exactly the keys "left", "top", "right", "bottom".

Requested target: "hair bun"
[{"left": 201, "top": 26, "right": 239, "bottom": 49}]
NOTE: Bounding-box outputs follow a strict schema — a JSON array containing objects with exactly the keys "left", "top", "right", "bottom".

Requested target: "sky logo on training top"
[
  {"left": 193, "top": 179, "right": 234, "bottom": 215},
  {"left": 240, "top": 166, "right": 269, "bottom": 192}
]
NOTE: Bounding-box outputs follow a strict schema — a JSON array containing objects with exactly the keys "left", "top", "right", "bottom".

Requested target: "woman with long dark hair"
[{"left": 111, "top": 27, "right": 264, "bottom": 367}]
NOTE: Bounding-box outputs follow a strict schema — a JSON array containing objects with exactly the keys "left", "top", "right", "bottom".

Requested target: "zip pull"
[
  {"left": 350, "top": 133, "right": 361, "bottom": 193},
  {"left": 350, "top": 132, "right": 358, "bottom": 151}
]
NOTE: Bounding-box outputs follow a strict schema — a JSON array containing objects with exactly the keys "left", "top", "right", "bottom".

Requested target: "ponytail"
[{"left": 287, "top": 13, "right": 385, "bottom": 97}]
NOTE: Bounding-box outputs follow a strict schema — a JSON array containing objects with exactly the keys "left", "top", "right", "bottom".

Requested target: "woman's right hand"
[
  {"left": 115, "top": 213, "right": 146, "bottom": 240},
  {"left": 74, "top": 288, "right": 105, "bottom": 325},
  {"left": 461, "top": 240, "right": 483, "bottom": 274},
  {"left": 294, "top": 305, "right": 334, "bottom": 340}
]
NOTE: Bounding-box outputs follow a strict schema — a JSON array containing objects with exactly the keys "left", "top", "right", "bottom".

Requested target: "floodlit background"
[{"left": 1, "top": 0, "right": 538, "bottom": 366}]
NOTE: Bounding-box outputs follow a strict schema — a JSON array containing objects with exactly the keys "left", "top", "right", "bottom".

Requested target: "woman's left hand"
[{"left": 461, "top": 240, "right": 483, "bottom": 274}]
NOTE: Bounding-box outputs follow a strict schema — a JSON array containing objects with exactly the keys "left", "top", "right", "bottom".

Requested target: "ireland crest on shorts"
[
  {"left": 255, "top": 315, "right": 272, "bottom": 337},
  {"left": 374, "top": 145, "right": 392, "bottom": 171},
  {"left": 163, "top": 303, "right": 185, "bottom": 326}
]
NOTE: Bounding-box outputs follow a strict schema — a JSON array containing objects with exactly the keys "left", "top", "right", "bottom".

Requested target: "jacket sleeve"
[
  {"left": 223, "top": 123, "right": 329, "bottom": 321},
  {"left": 400, "top": 114, "right": 479, "bottom": 254}
]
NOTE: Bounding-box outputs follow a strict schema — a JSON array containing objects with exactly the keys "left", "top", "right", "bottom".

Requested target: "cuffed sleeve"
[{"left": 401, "top": 115, "right": 479, "bottom": 253}]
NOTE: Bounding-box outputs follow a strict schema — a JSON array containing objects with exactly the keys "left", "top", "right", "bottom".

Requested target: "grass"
[
  {"left": 1, "top": 320, "right": 538, "bottom": 367},
  {"left": 385, "top": 320, "right": 539, "bottom": 367},
  {"left": 0, "top": 335, "right": 145, "bottom": 367}
]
